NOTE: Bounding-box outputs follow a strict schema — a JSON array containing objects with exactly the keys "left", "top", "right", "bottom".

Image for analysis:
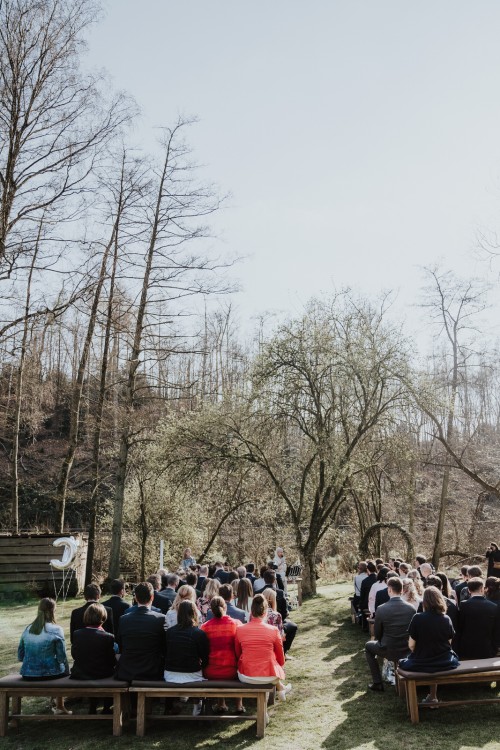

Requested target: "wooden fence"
[{"left": 0, "top": 533, "right": 88, "bottom": 598}]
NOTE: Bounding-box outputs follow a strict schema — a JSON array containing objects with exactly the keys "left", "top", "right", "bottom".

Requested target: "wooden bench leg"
[
  {"left": 407, "top": 680, "right": 419, "bottom": 724},
  {"left": 113, "top": 693, "right": 123, "bottom": 737},
  {"left": 10, "top": 696, "right": 21, "bottom": 729},
  {"left": 136, "top": 693, "right": 146, "bottom": 737},
  {"left": 256, "top": 692, "right": 267, "bottom": 738},
  {"left": 0, "top": 692, "right": 8, "bottom": 737},
  {"left": 268, "top": 687, "right": 275, "bottom": 706}
]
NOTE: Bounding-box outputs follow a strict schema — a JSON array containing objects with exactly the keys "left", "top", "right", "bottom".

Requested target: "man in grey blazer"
[{"left": 365, "top": 576, "right": 415, "bottom": 691}]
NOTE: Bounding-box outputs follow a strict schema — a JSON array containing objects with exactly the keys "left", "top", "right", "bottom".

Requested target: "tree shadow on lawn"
[{"left": 322, "top": 664, "right": 500, "bottom": 750}]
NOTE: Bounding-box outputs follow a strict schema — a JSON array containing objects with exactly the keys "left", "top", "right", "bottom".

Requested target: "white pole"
[{"left": 159, "top": 539, "right": 164, "bottom": 569}]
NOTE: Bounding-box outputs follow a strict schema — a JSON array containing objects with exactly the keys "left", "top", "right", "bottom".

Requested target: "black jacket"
[
  {"left": 359, "top": 573, "right": 377, "bottom": 612},
  {"left": 101, "top": 596, "right": 130, "bottom": 636},
  {"left": 164, "top": 625, "right": 209, "bottom": 674},
  {"left": 70, "top": 602, "right": 114, "bottom": 643},
  {"left": 71, "top": 627, "right": 116, "bottom": 679},
  {"left": 456, "top": 596, "right": 500, "bottom": 659},
  {"left": 115, "top": 606, "right": 166, "bottom": 681}
]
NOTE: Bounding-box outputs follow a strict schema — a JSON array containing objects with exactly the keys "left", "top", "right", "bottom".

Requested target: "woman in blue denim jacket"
[{"left": 18, "top": 597, "right": 71, "bottom": 714}]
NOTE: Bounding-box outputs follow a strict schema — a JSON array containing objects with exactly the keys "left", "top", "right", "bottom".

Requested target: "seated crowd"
[
  {"left": 17, "top": 555, "right": 298, "bottom": 716},
  {"left": 352, "top": 552, "right": 500, "bottom": 700}
]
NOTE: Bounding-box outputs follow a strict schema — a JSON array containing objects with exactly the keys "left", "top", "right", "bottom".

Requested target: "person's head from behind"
[
  {"left": 147, "top": 574, "right": 161, "bottom": 592},
  {"left": 251, "top": 593, "right": 267, "bottom": 619},
  {"left": 199, "top": 565, "right": 209, "bottom": 577},
  {"left": 489, "top": 542, "right": 499, "bottom": 552},
  {"left": 467, "top": 577, "right": 484, "bottom": 595},
  {"left": 419, "top": 562, "right": 433, "bottom": 579},
  {"left": 185, "top": 572, "right": 198, "bottom": 588},
  {"left": 366, "top": 561, "right": 377, "bottom": 574},
  {"left": 399, "top": 562, "right": 410, "bottom": 576},
  {"left": 460, "top": 565, "right": 469, "bottom": 579},
  {"left": 485, "top": 576, "right": 500, "bottom": 597},
  {"left": 387, "top": 577, "right": 403, "bottom": 597},
  {"left": 468, "top": 565, "right": 483, "bottom": 578},
  {"left": 204, "top": 578, "right": 220, "bottom": 600},
  {"left": 83, "top": 603, "right": 107, "bottom": 627},
  {"left": 135, "top": 582, "right": 154, "bottom": 605},
  {"left": 259, "top": 565, "right": 267, "bottom": 579},
  {"left": 357, "top": 561, "right": 368, "bottom": 574},
  {"left": 30, "top": 597, "right": 56, "bottom": 635},
  {"left": 210, "top": 595, "right": 226, "bottom": 619},
  {"left": 84, "top": 583, "right": 101, "bottom": 602},
  {"left": 236, "top": 577, "right": 253, "bottom": 609},
  {"left": 174, "top": 585, "right": 197, "bottom": 610},
  {"left": 422, "top": 585, "right": 446, "bottom": 614},
  {"left": 263, "top": 569, "right": 276, "bottom": 587},
  {"left": 167, "top": 574, "right": 179, "bottom": 589},
  {"left": 246, "top": 563, "right": 255, "bottom": 574},
  {"left": 177, "top": 600, "right": 199, "bottom": 628},
  {"left": 218, "top": 584, "right": 233, "bottom": 603},
  {"left": 377, "top": 566, "right": 389, "bottom": 583},
  {"left": 109, "top": 579, "right": 125, "bottom": 596},
  {"left": 228, "top": 570, "right": 238, "bottom": 584},
  {"left": 415, "top": 555, "right": 426, "bottom": 566},
  {"left": 236, "top": 566, "right": 246, "bottom": 579},
  {"left": 261, "top": 587, "right": 277, "bottom": 611},
  {"left": 435, "top": 571, "right": 451, "bottom": 598},
  {"left": 425, "top": 575, "right": 443, "bottom": 591}
]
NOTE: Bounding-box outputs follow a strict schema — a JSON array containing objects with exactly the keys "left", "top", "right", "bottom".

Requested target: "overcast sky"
[{"left": 86, "top": 1, "right": 500, "bottom": 344}]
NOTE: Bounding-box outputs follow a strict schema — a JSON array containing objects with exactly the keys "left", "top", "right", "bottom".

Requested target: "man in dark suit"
[
  {"left": 157, "top": 574, "right": 179, "bottom": 607},
  {"left": 245, "top": 563, "right": 257, "bottom": 586},
  {"left": 365, "top": 576, "right": 415, "bottom": 691},
  {"left": 456, "top": 577, "right": 500, "bottom": 659},
  {"left": 147, "top": 574, "right": 171, "bottom": 614},
  {"left": 70, "top": 583, "right": 114, "bottom": 643},
  {"left": 102, "top": 579, "right": 130, "bottom": 636},
  {"left": 359, "top": 561, "right": 377, "bottom": 630},
  {"left": 213, "top": 562, "right": 230, "bottom": 584},
  {"left": 115, "top": 581, "right": 166, "bottom": 681}
]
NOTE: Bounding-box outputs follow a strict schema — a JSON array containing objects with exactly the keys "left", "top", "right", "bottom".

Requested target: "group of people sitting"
[
  {"left": 17, "top": 556, "right": 298, "bottom": 716},
  {"left": 351, "top": 551, "right": 500, "bottom": 704}
]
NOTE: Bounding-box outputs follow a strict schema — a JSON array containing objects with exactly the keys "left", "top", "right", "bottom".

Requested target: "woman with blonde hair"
[
  {"left": 18, "top": 598, "right": 71, "bottom": 714},
  {"left": 401, "top": 578, "right": 421, "bottom": 610},
  {"left": 407, "top": 568, "right": 424, "bottom": 597},
  {"left": 196, "top": 578, "right": 220, "bottom": 623},
  {"left": 165, "top": 585, "right": 197, "bottom": 629}
]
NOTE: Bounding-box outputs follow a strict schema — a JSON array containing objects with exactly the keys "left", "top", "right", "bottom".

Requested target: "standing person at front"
[
  {"left": 235, "top": 593, "right": 291, "bottom": 702},
  {"left": 18, "top": 598, "right": 70, "bottom": 714},
  {"left": 364, "top": 576, "right": 414, "bottom": 692},
  {"left": 485, "top": 543, "right": 500, "bottom": 579},
  {"left": 115, "top": 582, "right": 166, "bottom": 681}
]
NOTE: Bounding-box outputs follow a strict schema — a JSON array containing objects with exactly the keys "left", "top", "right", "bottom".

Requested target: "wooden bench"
[
  {"left": 129, "top": 679, "right": 275, "bottom": 738},
  {"left": 397, "top": 657, "right": 500, "bottom": 724},
  {"left": 0, "top": 675, "right": 129, "bottom": 736}
]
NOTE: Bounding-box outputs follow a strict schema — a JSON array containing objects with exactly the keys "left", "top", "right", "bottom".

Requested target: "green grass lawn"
[{"left": 1, "top": 584, "right": 500, "bottom": 750}]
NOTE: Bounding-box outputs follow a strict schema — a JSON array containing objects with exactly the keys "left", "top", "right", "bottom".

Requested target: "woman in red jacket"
[
  {"left": 201, "top": 595, "right": 244, "bottom": 714},
  {"left": 234, "top": 593, "right": 291, "bottom": 701}
]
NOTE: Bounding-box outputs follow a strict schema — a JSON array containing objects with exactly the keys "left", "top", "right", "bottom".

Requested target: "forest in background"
[{"left": 1, "top": 0, "right": 500, "bottom": 596}]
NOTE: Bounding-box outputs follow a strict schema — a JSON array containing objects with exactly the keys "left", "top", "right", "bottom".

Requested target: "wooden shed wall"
[{"left": 0, "top": 533, "right": 88, "bottom": 596}]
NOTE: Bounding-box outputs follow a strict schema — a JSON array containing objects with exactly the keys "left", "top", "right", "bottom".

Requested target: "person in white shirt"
[{"left": 368, "top": 567, "right": 390, "bottom": 617}]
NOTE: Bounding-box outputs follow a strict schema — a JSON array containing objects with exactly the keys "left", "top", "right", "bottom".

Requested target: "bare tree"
[{"left": 108, "top": 120, "right": 225, "bottom": 579}]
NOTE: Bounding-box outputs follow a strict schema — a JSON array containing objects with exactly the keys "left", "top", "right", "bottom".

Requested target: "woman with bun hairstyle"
[
  {"left": 235, "top": 593, "right": 291, "bottom": 702},
  {"left": 201, "top": 595, "right": 243, "bottom": 714}
]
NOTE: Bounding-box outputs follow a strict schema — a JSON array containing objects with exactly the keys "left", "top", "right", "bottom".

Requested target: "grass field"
[{"left": 1, "top": 583, "right": 500, "bottom": 750}]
